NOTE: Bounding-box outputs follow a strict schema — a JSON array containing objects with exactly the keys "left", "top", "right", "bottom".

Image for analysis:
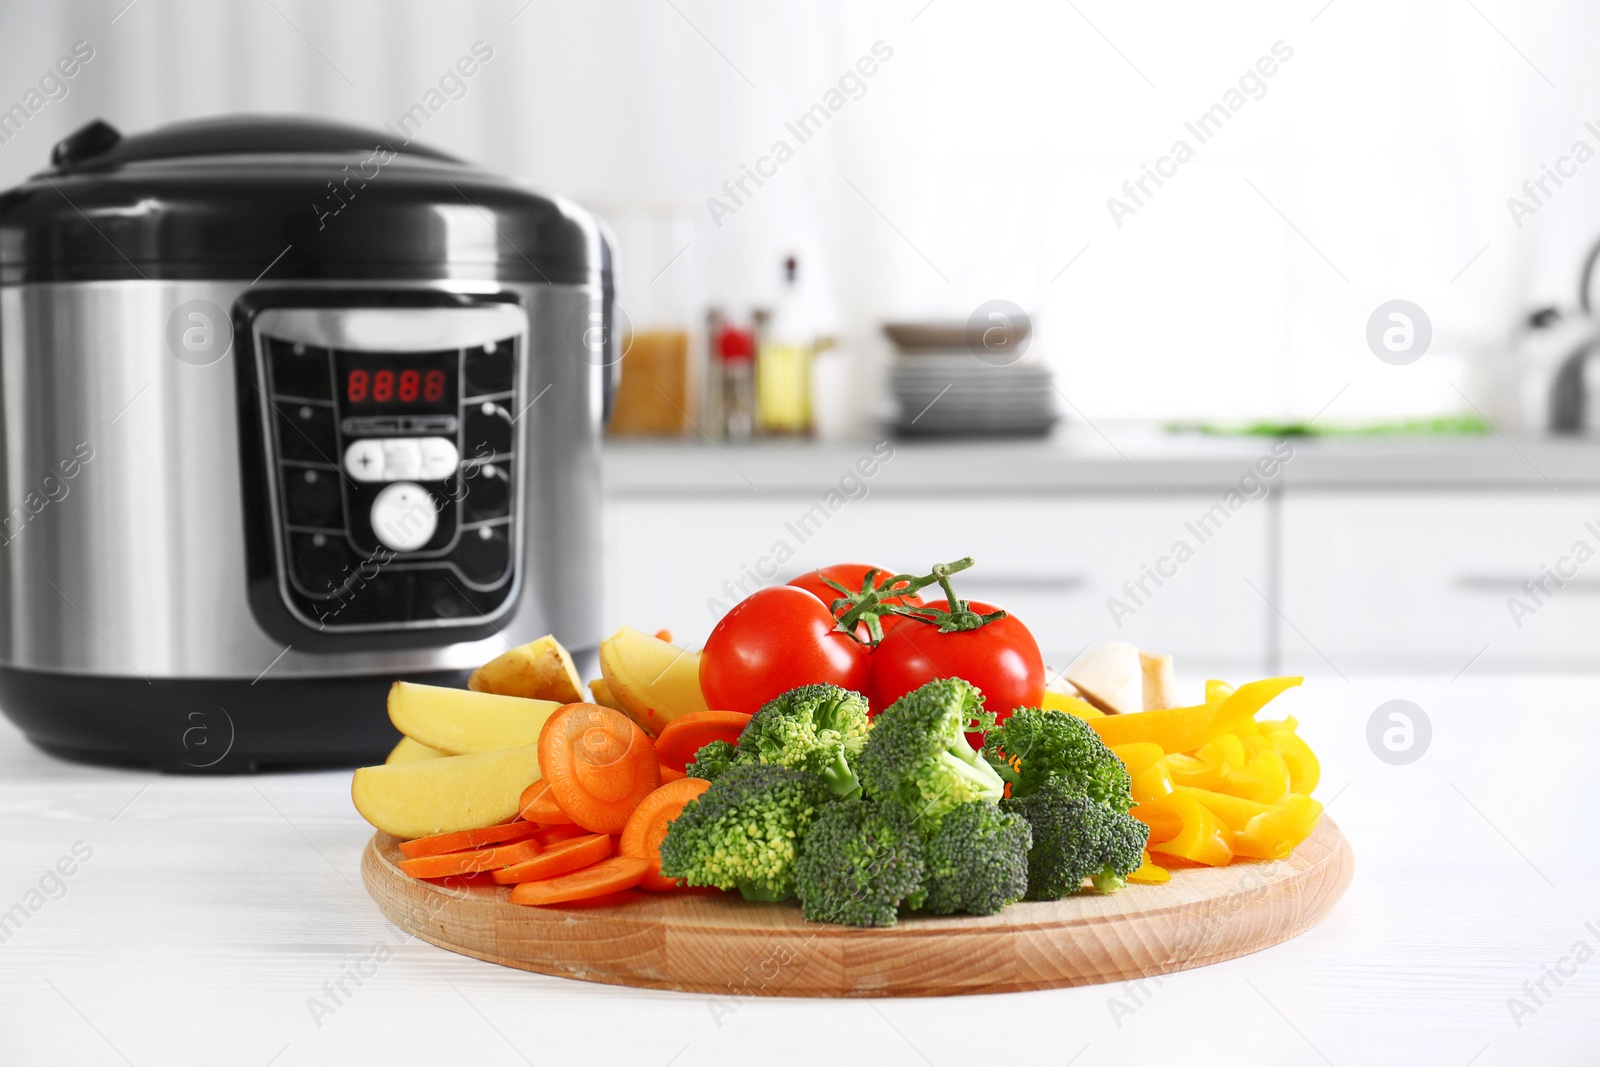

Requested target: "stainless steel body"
[{"left": 0, "top": 278, "right": 603, "bottom": 680}]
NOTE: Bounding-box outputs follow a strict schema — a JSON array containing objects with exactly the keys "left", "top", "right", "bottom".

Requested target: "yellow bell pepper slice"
[
  {"left": 1205, "top": 679, "right": 1235, "bottom": 704},
  {"left": 1232, "top": 793, "right": 1323, "bottom": 860},
  {"left": 1221, "top": 749, "right": 1292, "bottom": 805},
  {"left": 1196, "top": 733, "right": 1246, "bottom": 772},
  {"left": 1091, "top": 676, "right": 1301, "bottom": 754},
  {"left": 1178, "top": 785, "right": 1273, "bottom": 830},
  {"left": 1140, "top": 790, "right": 1233, "bottom": 866},
  {"left": 1126, "top": 851, "right": 1170, "bottom": 885},
  {"left": 1264, "top": 728, "right": 1320, "bottom": 794},
  {"left": 1204, "top": 676, "right": 1303, "bottom": 742},
  {"left": 1111, "top": 742, "right": 1175, "bottom": 804},
  {"left": 1041, "top": 690, "right": 1104, "bottom": 719}
]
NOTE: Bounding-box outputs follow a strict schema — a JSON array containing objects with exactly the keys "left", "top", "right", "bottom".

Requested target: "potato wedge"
[
  {"left": 1139, "top": 649, "right": 1176, "bottom": 711},
  {"left": 588, "top": 677, "right": 621, "bottom": 710},
  {"left": 385, "top": 736, "right": 447, "bottom": 765},
  {"left": 351, "top": 744, "right": 540, "bottom": 839},
  {"left": 468, "top": 635, "right": 584, "bottom": 704},
  {"left": 1066, "top": 642, "right": 1143, "bottom": 716},
  {"left": 598, "top": 626, "right": 709, "bottom": 735},
  {"left": 388, "top": 682, "right": 560, "bottom": 754}
]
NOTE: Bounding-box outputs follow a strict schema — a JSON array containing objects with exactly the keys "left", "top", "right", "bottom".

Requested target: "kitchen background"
[{"left": 6, "top": 0, "right": 1600, "bottom": 684}]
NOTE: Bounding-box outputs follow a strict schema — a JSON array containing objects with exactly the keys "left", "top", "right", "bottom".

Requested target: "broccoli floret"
[
  {"left": 793, "top": 797, "right": 926, "bottom": 927},
  {"left": 983, "top": 707, "right": 1134, "bottom": 811},
  {"left": 920, "top": 800, "right": 1032, "bottom": 916},
  {"left": 685, "top": 739, "right": 738, "bottom": 782},
  {"left": 657, "top": 763, "right": 831, "bottom": 902},
  {"left": 1002, "top": 776, "right": 1149, "bottom": 899},
  {"left": 857, "top": 678, "right": 1004, "bottom": 828},
  {"left": 736, "top": 684, "right": 871, "bottom": 799}
]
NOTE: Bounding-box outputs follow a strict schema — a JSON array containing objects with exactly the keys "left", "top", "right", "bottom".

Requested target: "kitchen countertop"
[
  {"left": 2, "top": 673, "right": 1595, "bottom": 1066},
  {"left": 604, "top": 426, "right": 1600, "bottom": 495}
]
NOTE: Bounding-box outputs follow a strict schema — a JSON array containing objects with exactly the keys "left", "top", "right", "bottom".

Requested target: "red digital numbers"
[{"left": 348, "top": 365, "right": 448, "bottom": 405}]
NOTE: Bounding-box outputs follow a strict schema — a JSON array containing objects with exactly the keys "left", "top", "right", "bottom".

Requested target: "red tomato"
[
  {"left": 788, "top": 563, "right": 923, "bottom": 641},
  {"left": 700, "top": 586, "right": 871, "bottom": 714},
  {"left": 866, "top": 599, "right": 1045, "bottom": 740}
]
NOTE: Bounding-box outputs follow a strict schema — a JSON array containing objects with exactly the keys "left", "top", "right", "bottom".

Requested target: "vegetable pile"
[{"left": 352, "top": 558, "right": 1324, "bottom": 923}]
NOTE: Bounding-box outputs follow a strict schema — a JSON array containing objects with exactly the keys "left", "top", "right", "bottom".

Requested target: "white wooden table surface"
[{"left": 1, "top": 674, "right": 1596, "bottom": 1067}]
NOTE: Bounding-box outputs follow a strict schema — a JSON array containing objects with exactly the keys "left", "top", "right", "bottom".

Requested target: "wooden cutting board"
[{"left": 361, "top": 817, "right": 1352, "bottom": 998}]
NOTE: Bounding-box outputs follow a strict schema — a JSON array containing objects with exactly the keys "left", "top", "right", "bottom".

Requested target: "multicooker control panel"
[{"left": 251, "top": 304, "right": 526, "bottom": 633}]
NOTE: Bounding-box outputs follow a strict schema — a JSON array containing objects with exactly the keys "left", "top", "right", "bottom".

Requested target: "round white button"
[
  {"left": 370, "top": 482, "right": 437, "bottom": 552},
  {"left": 344, "top": 439, "right": 386, "bottom": 482}
]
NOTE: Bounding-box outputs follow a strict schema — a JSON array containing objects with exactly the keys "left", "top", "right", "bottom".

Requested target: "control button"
[
  {"left": 460, "top": 460, "right": 511, "bottom": 521},
  {"left": 290, "top": 531, "right": 352, "bottom": 598},
  {"left": 275, "top": 403, "right": 337, "bottom": 464},
  {"left": 457, "top": 524, "right": 511, "bottom": 584},
  {"left": 343, "top": 439, "right": 386, "bottom": 482},
  {"left": 381, "top": 438, "right": 422, "bottom": 480},
  {"left": 268, "top": 338, "right": 332, "bottom": 400},
  {"left": 465, "top": 400, "right": 513, "bottom": 456},
  {"left": 464, "top": 338, "right": 515, "bottom": 395},
  {"left": 370, "top": 481, "right": 438, "bottom": 552},
  {"left": 284, "top": 467, "right": 342, "bottom": 526},
  {"left": 418, "top": 436, "right": 459, "bottom": 480}
]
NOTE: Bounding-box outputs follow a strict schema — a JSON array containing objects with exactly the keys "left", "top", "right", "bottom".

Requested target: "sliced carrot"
[
  {"left": 537, "top": 703, "right": 660, "bottom": 833},
  {"left": 652, "top": 711, "right": 752, "bottom": 773},
  {"left": 491, "top": 832, "right": 613, "bottom": 884},
  {"left": 509, "top": 855, "right": 649, "bottom": 906},
  {"left": 659, "top": 764, "right": 686, "bottom": 783},
  {"left": 397, "top": 837, "right": 542, "bottom": 880},
  {"left": 533, "top": 823, "right": 590, "bottom": 847},
  {"left": 424, "top": 871, "right": 501, "bottom": 890},
  {"left": 518, "top": 779, "right": 574, "bottom": 825},
  {"left": 654, "top": 629, "right": 673, "bottom": 642},
  {"left": 399, "top": 819, "right": 541, "bottom": 859},
  {"left": 620, "top": 777, "right": 711, "bottom": 891}
]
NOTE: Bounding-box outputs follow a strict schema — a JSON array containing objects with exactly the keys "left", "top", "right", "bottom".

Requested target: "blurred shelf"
[{"left": 602, "top": 424, "right": 1600, "bottom": 496}]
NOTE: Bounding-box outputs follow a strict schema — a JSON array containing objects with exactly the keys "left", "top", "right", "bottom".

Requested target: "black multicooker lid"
[{"left": 0, "top": 115, "right": 607, "bottom": 285}]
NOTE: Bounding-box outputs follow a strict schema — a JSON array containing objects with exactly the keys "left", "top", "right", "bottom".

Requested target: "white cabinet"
[
  {"left": 1279, "top": 492, "right": 1600, "bottom": 673},
  {"left": 604, "top": 493, "right": 1271, "bottom": 679}
]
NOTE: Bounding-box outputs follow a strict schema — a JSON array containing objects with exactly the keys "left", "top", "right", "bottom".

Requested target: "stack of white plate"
[{"left": 888, "top": 354, "right": 1059, "bottom": 437}]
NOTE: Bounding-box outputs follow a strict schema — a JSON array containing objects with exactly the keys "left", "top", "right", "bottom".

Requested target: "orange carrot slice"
[
  {"left": 532, "top": 823, "right": 589, "bottom": 847},
  {"left": 397, "top": 837, "right": 542, "bottom": 880},
  {"left": 509, "top": 855, "right": 649, "bottom": 906},
  {"left": 652, "top": 711, "right": 752, "bottom": 773},
  {"left": 518, "top": 779, "right": 574, "bottom": 825},
  {"left": 659, "top": 764, "right": 686, "bottom": 783},
  {"left": 538, "top": 703, "right": 660, "bottom": 833},
  {"left": 620, "top": 777, "right": 711, "bottom": 891},
  {"left": 424, "top": 872, "right": 501, "bottom": 890},
  {"left": 491, "top": 833, "right": 613, "bottom": 884},
  {"left": 399, "top": 820, "right": 541, "bottom": 859}
]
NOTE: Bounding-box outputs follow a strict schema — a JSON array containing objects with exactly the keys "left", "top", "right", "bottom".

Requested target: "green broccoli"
[
  {"left": 685, "top": 738, "right": 738, "bottom": 782},
  {"left": 857, "top": 678, "right": 1004, "bottom": 827},
  {"left": 920, "top": 800, "right": 1032, "bottom": 916},
  {"left": 793, "top": 797, "right": 926, "bottom": 927},
  {"left": 735, "top": 684, "right": 871, "bottom": 799},
  {"left": 1002, "top": 775, "right": 1149, "bottom": 899},
  {"left": 983, "top": 706, "right": 1134, "bottom": 811},
  {"left": 657, "top": 763, "right": 831, "bottom": 902}
]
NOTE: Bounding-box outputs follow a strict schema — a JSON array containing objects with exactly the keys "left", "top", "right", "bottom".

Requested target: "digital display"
[{"left": 336, "top": 349, "right": 457, "bottom": 415}]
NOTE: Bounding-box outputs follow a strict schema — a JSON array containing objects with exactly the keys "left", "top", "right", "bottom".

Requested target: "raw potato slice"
[
  {"left": 598, "top": 626, "right": 709, "bottom": 735},
  {"left": 1139, "top": 650, "right": 1176, "bottom": 711},
  {"left": 588, "top": 678, "right": 621, "bottom": 710},
  {"left": 388, "top": 682, "right": 561, "bottom": 754},
  {"left": 468, "top": 635, "right": 585, "bottom": 704},
  {"left": 385, "top": 736, "right": 447, "bottom": 765},
  {"left": 1065, "top": 642, "right": 1143, "bottom": 716},
  {"left": 351, "top": 744, "right": 541, "bottom": 839}
]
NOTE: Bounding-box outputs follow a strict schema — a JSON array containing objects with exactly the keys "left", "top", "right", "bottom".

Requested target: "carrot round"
[
  {"left": 399, "top": 820, "right": 541, "bottom": 859},
  {"left": 620, "top": 777, "right": 711, "bottom": 891},
  {"left": 509, "top": 855, "right": 649, "bottom": 906},
  {"left": 538, "top": 703, "right": 660, "bottom": 833},
  {"left": 397, "top": 837, "right": 542, "bottom": 880},
  {"left": 491, "top": 832, "right": 613, "bottom": 884},
  {"left": 519, "top": 780, "right": 575, "bottom": 825},
  {"left": 659, "top": 764, "right": 686, "bottom": 783},
  {"left": 652, "top": 711, "right": 752, "bottom": 773},
  {"left": 532, "top": 823, "right": 589, "bottom": 847}
]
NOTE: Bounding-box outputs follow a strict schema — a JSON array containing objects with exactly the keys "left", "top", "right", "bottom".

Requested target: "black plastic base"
[{"left": 0, "top": 666, "right": 472, "bottom": 773}]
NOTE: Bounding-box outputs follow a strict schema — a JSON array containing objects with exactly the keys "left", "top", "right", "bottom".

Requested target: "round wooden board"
[{"left": 362, "top": 817, "right": 1352, "bottom": 998}]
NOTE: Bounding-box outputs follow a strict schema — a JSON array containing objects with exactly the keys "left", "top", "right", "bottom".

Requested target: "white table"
[{"left": 2, "top": 673, "right": 1596, "bottom": 1066}]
